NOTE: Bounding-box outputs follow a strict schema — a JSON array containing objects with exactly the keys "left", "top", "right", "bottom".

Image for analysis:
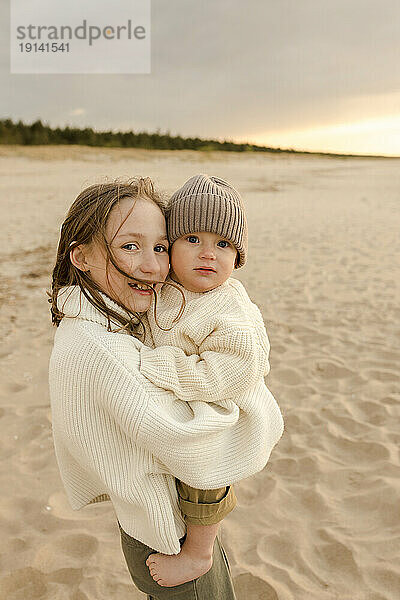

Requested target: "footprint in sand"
[
  {"left": 46, "top": 567, "right": 83, "bottom": 585},
  {"left": 295, "top": 330, "right": 332, "bottom": 346},
  {"left": 314, "top": 533, "right": 361, "bottom": 584},
  {"left": 365, "top": 566, "right": 400, "bottom": 597},
  {"left": 257, "top": 532, "right": 298, "bottom": 569},
  {"left": 54, "top": 533, "right": 99, "bottom": 559},
  {"left": 235, "top": 475, "right": 277, "bottom": 506},
  {"left": 273, "top": 368, "right": 303, "bottom": 386},
  {"left": 3, "top": 381, "right": 28, "bottom": 394},
  {"left": 380, "top": 395, "right": 400, "bottom": 407},
  {"left": 314, "top": 360, "right": 354, "bottom": 379},
  {"left": 282, "top": 413, "right": 303, "bottom": 431},
  {"left": 0, "top": 567, "right": 48, "bottom": 599},
  {"left": 270, "top": 343, "right": 286, "bottom": 355},
  {"left": 281, "top": 385, "right": 317, "bottom": 403},
  {"left": 364, "top": 369, "right": 399, "bottom": 383},
  {"left": 33, "top": 533, "right": 99, "bottom": 572},
  {"left": 272, "top": 457, "right": 299, "bottom": 478},
  {"left": 296, "top": 455, "right": 320, "bottom": 479},
  {"left": 8, "top": 537, "right": 29, "bottom": 553},
  {"left": 234, "top": 572, "right": 279, "bottom": 600},
  {"left": 328, "top": 437, "right": 390, "bottom": 464},
  {"left": 342, "top": 487, "right": 399, "bottom": 529},
  {"left": 322, "top": 408, "right": 370, "bottom": 436},
  {"left": 296, "top": 486, "right": 332, "bottom": 519},
  {"left": 355, "top": 400, "right": 389, "bottom": 426}
]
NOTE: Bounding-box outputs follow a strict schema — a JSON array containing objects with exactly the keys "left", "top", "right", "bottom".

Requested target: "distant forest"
[
  {"left": 0, "top": 118, "right": 390, "bottom": 158},
  {"left": 0, "top": 118, "right": 293, "bottom": 153}
]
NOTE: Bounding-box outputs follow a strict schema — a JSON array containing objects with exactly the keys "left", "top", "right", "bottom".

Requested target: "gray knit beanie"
[{"left": 167, "top": 174, "right": 248, "bottom": 268}]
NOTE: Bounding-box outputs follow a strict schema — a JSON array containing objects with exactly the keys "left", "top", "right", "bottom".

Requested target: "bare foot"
[{"left": 145, "top": 549, "right": 213, "bottom": 587}]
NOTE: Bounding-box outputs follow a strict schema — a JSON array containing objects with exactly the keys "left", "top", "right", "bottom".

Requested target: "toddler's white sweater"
[{"left": 140, "top": 277, "right": 276, "bottom": 413}]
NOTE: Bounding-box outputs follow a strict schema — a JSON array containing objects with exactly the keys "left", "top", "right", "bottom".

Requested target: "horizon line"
[{"left": 1, "top": 117, "right": 399, "bottom": 160}]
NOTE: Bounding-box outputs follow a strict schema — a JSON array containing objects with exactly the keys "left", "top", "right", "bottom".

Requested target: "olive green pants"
[
  {"left": 119, "top": 523, "right": 237, "bottom": 599},
  {"left": 176, "top": 481, "right": 237, "bottom": 525}
]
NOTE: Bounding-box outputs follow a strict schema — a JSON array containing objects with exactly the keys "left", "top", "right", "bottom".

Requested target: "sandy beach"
[{"left": 0, "top": 145, "right": 399, "bottom": 600}]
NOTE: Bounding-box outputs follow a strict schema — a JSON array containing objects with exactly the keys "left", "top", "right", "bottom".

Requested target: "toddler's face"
[{"left": 170, "top": 231, "right": 237, "bottom": 292}]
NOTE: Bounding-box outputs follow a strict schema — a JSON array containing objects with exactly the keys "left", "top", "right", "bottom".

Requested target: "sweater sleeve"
[
  {"left": 137, "top": 325, "right": 270, "bottom": 403},
  {"left": 94, "top": 332, "right": 282, "bottom": 489},
  {"left": 86, "top": 334, "right": 283, "bottom": 489}
]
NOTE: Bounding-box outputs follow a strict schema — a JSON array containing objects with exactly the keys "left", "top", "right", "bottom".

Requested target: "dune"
[{"left": 0, "top": 145, "right": 399, "bottom": 599}]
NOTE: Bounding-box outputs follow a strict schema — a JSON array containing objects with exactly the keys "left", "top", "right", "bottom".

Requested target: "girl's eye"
[
  {"left": 154, "top": 245, "right": 168, "bottom": 253},
  {"left": 122, "top": 243, "right": 138, "bottom": 251},
  {"left": 187, "top": 236, "right": 199, "bottom": 243},
  {"left": 217, "top": 240, "right": 230, "bottom": 248}
]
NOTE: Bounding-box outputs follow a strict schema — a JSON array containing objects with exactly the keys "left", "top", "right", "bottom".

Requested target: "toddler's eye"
[
  {"left": 122, "top": 243, "right": 138, "bottom": 251},
  {"left": 187, "top": 236, "right": 199, "bottom": 244},
  {"left": 154, "top": 245, "right": 168, "bottom": 253},
  {"left": 217, "top": 240, "right": 230, "bottom": 248}
]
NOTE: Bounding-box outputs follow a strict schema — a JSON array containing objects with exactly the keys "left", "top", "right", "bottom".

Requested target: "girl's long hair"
[{"left": 49, "top": 177, "right": 185, "bottom": 338}]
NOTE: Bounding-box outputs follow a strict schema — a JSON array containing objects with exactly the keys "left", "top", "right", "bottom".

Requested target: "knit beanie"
[{"left": 167, "top": 174, "right": 248, "bottom": 268}]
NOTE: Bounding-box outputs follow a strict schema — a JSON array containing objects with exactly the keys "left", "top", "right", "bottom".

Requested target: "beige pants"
[{"left": 176, "top": 480, "right": 237, "bottom": 525}]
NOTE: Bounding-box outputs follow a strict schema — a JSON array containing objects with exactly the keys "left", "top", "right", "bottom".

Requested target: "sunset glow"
[{"left": 250, "top": 115, "right": 400, "bottom": 157}]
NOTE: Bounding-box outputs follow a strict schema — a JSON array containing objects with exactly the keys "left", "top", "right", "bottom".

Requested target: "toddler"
[{"left": 135, "top": 174, "right": 284, "bottom": 587}]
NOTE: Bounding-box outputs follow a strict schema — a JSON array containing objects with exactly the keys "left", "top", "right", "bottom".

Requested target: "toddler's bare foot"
[{"left": 145, "top": 549, "right": 213, "bottom": 587}]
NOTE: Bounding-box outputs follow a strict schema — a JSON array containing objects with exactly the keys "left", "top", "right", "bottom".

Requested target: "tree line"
[{"left": 0, "top": 118, "right": 292, "bottom": 153}]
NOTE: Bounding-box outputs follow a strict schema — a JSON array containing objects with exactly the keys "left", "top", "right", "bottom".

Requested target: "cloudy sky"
[{"left": 1, "top": 0, "right": 399, "bottom": 155}]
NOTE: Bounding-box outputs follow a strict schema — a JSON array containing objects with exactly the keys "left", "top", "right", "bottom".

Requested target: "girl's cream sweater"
[{"left": 49, "top": 286, "right": 283, "bottom": 555}]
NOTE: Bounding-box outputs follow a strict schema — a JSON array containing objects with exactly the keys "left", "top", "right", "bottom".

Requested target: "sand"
[{"left": 0, "top": 145, "right": 399, "bottom": 600}]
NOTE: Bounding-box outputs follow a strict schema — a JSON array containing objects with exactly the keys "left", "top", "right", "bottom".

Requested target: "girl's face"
[
  {"left": 74, "top": 197, "right": 170, "bottom": 313},
  {"left": 170, "top": 231, "right": 237, "bottom": 293}
]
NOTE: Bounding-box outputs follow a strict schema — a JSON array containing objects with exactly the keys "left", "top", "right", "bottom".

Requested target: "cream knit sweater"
[
  {"left": 49, "top": 286, "right": 283, "bottom": 555},
  {"left": 139, "top": 277, "right": 276, "bottom": 411}
]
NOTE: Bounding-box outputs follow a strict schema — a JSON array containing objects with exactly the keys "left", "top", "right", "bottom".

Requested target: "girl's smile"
[{"left": 71, "top": 196, "right": 170, "bottom": 313}]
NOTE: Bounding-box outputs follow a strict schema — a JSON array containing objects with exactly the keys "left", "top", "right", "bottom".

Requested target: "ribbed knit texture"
[
  {"left": 141, "top": 277, "right": 280, "bottom": 413},
  {"left": 49, "top": 286, "right": 284, "bottom": 555},
  {"left": 167, "top": 174, "right": 248, "bottom": 268}
]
